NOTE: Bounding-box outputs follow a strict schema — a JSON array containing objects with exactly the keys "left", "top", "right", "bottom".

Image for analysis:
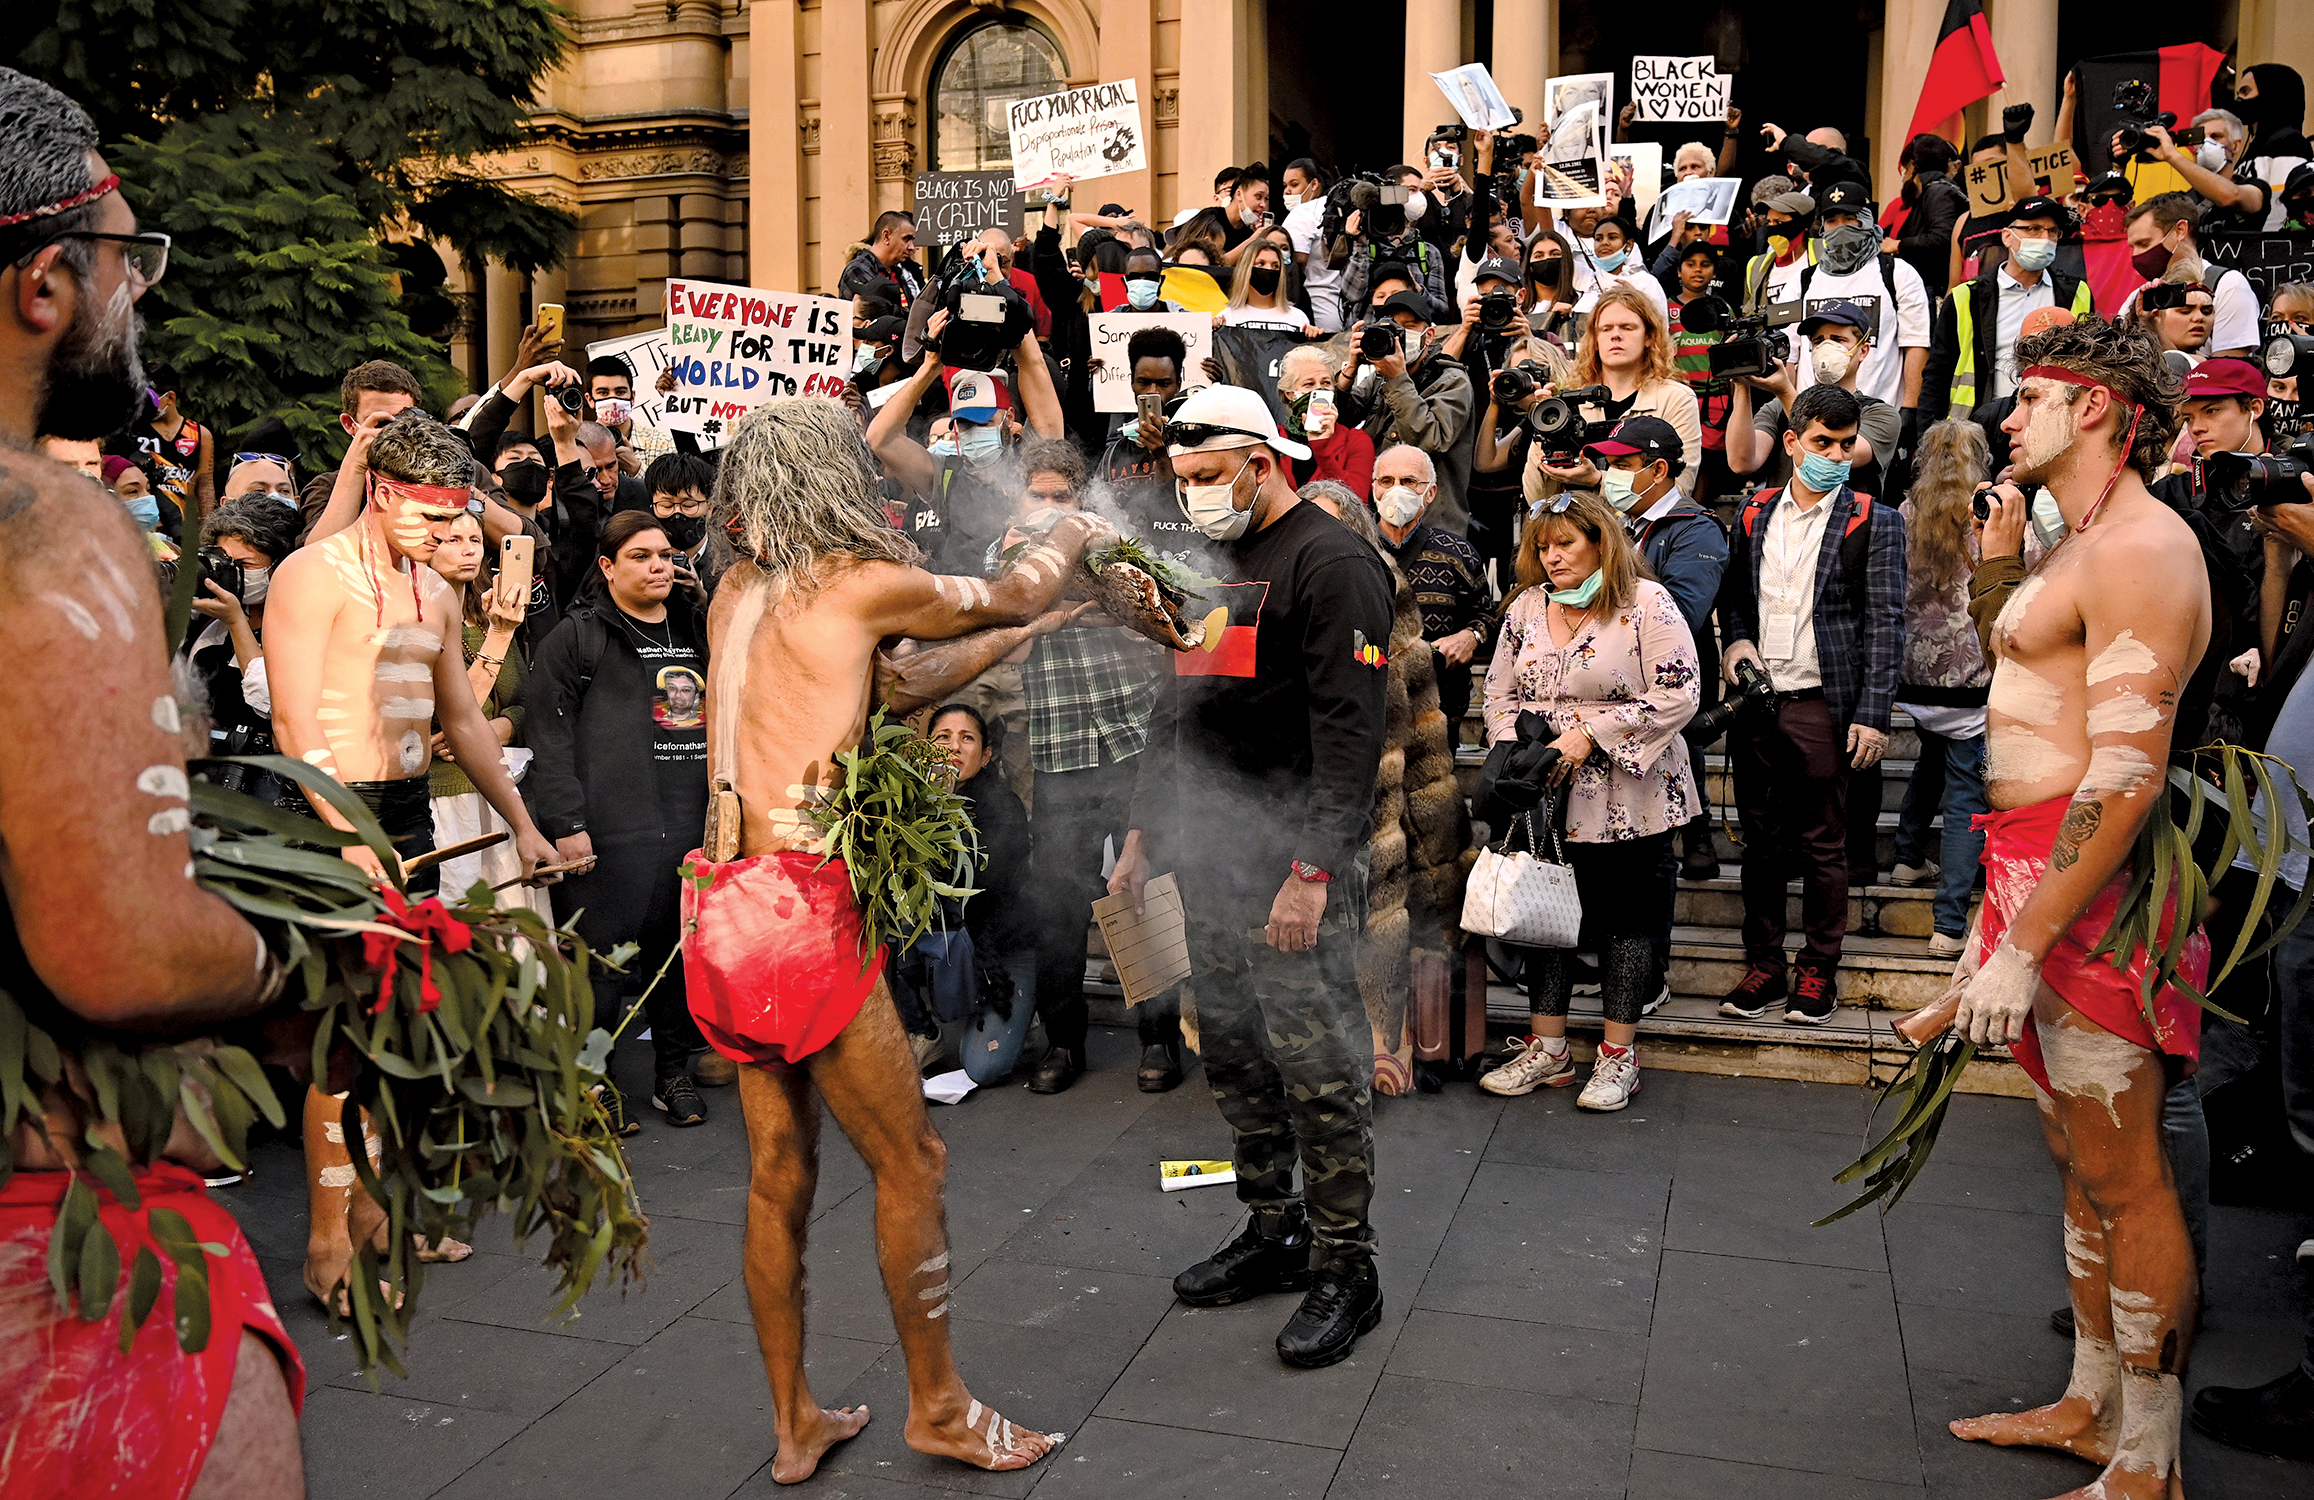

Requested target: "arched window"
[{"left": 928, "top": 18, "right": 1067, "bottom": 173}]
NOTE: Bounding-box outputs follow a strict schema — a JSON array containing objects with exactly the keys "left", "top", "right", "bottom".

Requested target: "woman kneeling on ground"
[{"left": 1476, "top": 489, "right": 1702, "bottom": 1110}]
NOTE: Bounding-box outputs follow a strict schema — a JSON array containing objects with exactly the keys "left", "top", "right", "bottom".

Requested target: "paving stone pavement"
[{"left": 239, "top": 1028, "right": 2314, "bottom": 1498}]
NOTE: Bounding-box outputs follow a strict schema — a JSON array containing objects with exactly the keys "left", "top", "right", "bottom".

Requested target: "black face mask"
[
  {"left": 500, "top": 459, "right": 551, "bottom": 505},
  {"left": 660, "top": 513, "right": 707, "bottom": 550},
  {"left": 1249, "top": 266, "right": 1281, "bottom": 296},
  {"left": 39, "top": 279, "right": 147, "bottom": 442}
]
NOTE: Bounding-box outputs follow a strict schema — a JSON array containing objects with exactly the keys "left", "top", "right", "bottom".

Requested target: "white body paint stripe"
[
  {"left": 915, "top": 1253, "right": 950, "bottom": 1275},
  {"left": 2086, "top": 692, "right": 2164, "bottom": 736},
  {"left": 2079, "top": 743, "right": 2157, "bottom": 796},
  {"left": 318, "top": 1164, "right": 360, "bottom": 1188},
  {"left": 152, "top": 696, "right": 181, "bottom": 733},
  {"left": 136, "top": 765, "right": 190, "bottom": 800},
  {"left": 42, "top": 593, "right": 100, "bottom": 640},
  {"left": 2037, "top": 1015, "right": 2146, "bottom": 1127},
  {"left": 147, "top": 808, "right": 190, "bottom": 836},
  {"left": 373, "top": 661, "right": 433, "bottom": 683},
  {"left": 1988, "top": 659, "right": 2065, "bottom": 726},
  {"left": 377, "top": 698, "right": 435, "bottom": 719},
  {"left": 2086, "top": 630, "right": 2161, "bottom": 684}
]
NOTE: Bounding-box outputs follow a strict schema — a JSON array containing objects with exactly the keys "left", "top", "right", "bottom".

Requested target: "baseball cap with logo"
[
  {"left": 946, "top": 368, "right": 1005, "bottom": 424},
  {"left": 1585, "top": 414, "right": 1684, "bottom": 467}
]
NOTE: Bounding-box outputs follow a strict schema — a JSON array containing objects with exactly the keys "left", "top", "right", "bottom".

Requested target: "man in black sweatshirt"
[{"left": 1107, "top": 384, "right": 1395, "bottom": 1370}]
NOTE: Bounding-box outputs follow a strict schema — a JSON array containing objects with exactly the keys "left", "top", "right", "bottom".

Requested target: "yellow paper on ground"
[
  {"left": 1160, "top": 1159, "right": 1237, "bottom": 1191},
  {"left": 1092, "top": 871, "right": 1191, "bottom": 1007}
]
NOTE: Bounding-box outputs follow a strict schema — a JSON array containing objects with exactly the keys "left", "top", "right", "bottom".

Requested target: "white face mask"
[
  {"left": 2197, "top": 140, "right": 2230, "bottom": 173},
  {"left": 1598, "top": 468, "right": 1639, "bottom": 510},
  {"left": 1377, "top": 484, "right": 1425, "bottom": 527},
  {"left": 1405, "top": 190, "right": 1429, "bottom": 220},
  {"left": 240, "top": 565, "right": 271, "bottom": 605},
  {"left": 1281, "top": 191, "right": 1304, "bottom": 209},
  {"left": 1811, "top": 340, "right": 1854, "bottom": 384},
  {"left": 1179, "top": 450, "right": 1257, "bottom": 540}
]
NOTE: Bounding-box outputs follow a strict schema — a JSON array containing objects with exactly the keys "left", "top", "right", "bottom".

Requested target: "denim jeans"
[
  {"left": 960, "top": 952, "right": 1040, "bottom": 1086},
  {"left": 1891, "top": 726, "right": 1988, "bottom": 938}
]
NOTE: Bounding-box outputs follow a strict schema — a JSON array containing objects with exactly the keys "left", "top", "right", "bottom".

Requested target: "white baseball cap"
[{"left": 1163, "top": 382, "right": 1311, "bottom": 462}]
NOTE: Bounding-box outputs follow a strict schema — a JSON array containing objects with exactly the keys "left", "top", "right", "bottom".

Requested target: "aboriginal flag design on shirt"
[{"left": 1174, "top": 579, "right": 1268, "bottom": 679}]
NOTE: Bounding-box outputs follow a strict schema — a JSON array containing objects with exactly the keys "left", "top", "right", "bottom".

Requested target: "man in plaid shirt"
[{"left": 1007, "top": 441, "right": 1186, "bottom": 1095}]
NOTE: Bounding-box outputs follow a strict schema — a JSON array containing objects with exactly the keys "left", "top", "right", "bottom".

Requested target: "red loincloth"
[
  {"left": 680, "top": 848, "right": 885, "bottom": 1065},
  {"left": 0, "top": 1162, "right": 304, "bottom": 1500},
  {"left": 1976, "top": 794, "right": 2206, "bottom": 1093}
]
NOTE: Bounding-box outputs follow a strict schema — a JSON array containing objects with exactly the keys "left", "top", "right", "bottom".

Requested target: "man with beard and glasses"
[{"left": 0, "top": 65, "right": 309, "bottom": 1500}]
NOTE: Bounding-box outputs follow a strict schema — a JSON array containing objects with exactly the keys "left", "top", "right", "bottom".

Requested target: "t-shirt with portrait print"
[{"left": 609, "top": 609, "right": 708, "bottom": 830}]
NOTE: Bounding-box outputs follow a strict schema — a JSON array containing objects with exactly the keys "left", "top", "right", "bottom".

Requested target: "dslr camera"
[
  {"left": 1425, "top": 124, "right": 1467, "bottom": 173},
  {"left": 1685, "top": 657, "right": 1778, "bottom": 743},
  {"left": 552, "top": 384, "right": 586, "bottom": 415},
  {"left": 1679, "top": 294, "right": 1799, "bottom": 381},
  {"left": 1477, "top": 290, "right": 1521, "bottom": 334},
  {"left": 2202, "top": 432, "right": 2314, "bottom": 512},
  {"left": 1492, "top": 364, "right": 1541, "bottom": 412},
  {"left": 2110, "top": 79, "right": 2179, "bottom": 161},
  {"left": 1526, "top": 384, "right": 1614, "bottom": 460}
]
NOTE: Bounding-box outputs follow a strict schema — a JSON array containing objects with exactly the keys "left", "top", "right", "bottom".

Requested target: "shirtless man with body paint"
[
  {"left": 686, "top": 398, "right": 1109, "bottom": 1483},
  {"left": 262, "top": 410, "right": 560, "bottom": 1310},
  {"left": 1933, "top": 317, "right": 2209, "bottom": 1499}
]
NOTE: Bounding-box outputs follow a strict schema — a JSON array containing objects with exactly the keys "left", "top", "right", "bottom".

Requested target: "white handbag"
[{"left": 1459, "top": 802, "right": 1583, "bottom": 949}]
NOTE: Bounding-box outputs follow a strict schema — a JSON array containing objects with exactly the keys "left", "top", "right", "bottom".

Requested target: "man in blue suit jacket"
[{"left": 1711, "top": 383, "right": 1908, "bottom": 1025}]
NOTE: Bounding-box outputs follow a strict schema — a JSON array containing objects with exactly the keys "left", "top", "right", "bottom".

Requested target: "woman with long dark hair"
[
  {"left": 1476, "top": 490, "right": 1700, "bottom": 1111},
  {"left": 524, "top": 509, "right": 720, "bottom": 1128},
  {"left": 927, "top": 704, "right": 1042, "bottom": 1085}
]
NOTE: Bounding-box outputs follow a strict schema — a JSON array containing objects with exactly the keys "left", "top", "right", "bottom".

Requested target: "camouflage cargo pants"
[{"left": 1182, "top": 860, "right": 1375, "bottom": 1276}]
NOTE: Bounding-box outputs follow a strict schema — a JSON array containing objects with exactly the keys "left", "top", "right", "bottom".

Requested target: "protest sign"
[
  {"left": 1430, "top": 64, "right": 1518, "bottom": 131},
  {"left": 1547, "top": 73, "right": 1614, "bottom": 150},
  {"left": 1964, "top": 142, "right": 2082, "bottom": 217},
  {"left": 2203, "top": 231, "right": 2314, "bottom": 309},
  {"left": 585, "top": 330, "right": 677, "bottom": 458},
  {"left": 1629, "top": 56, "right": 1729, "bottom": 123},
  {"left": 912, "top": 172, "right": 1023, "bottom": 248},
  {"left": 658, "top": 279, "right": 852, "bottom": 449},
  {"left": 1089, "top": 312, "right": 1210, "bottom": 413},
  {"left": 1648, "top": 176, "right": 1740, "bottom": 237},
  {"left": 1006, "top": 80, "right": 1144, "bottom": 191},
  {"left": 1536, "top": 97, "right": 1606, "bottom": 209},
  {"left": 2261, "top": 321, "right": 2312, "bottom": 441}
]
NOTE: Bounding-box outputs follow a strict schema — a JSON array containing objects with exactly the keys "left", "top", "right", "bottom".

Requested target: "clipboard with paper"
[{"left": 1092, "top": 872, "right": 1192, "bottom": 1007}]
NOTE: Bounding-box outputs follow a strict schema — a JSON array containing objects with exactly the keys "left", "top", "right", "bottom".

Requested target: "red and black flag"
[
  {"left": 1174, "top": 580, "right": 1268, "bottom": 680},
  {"left": 2070, "top": 45, "right": 2230, "bottom": 177},
  {"left": 1906, "top": 0, "right": 2004, "bottom": 147}
]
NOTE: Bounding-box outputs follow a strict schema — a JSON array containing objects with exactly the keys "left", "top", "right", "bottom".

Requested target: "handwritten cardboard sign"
[
  {"left": 585, "top": 330, "right": 678, "bottom": 458},
  {"left": 912, "top": 171, "right": 1023, "bottom": 248},
  {"left": 658, "top": 279, "right": 852, "bottom": 450},
  {"left": 1006, "top": 80, "right": 1145, "bottom": 192},
  {"left": 1630, "top": 56, "right": 1729, "bottom": 123},
  {"left": 1089, "top": 311, "right": 1211, "bottom": 413},
  {"left": 1964, "top": 142, "right": 2080, "bottom": 216}
]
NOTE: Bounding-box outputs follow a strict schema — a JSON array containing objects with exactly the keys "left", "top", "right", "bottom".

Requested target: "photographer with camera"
[
  {"left": 1470, "top": 338, "right": 1562, "bottom": 576},
  {"left": 2121, "top": 73, "right": 2308, "bottom": 235},
  {"left": 183, "top": 493, "right": 304, "bottom": 806},
  {"left": 1340, "top": 171, "right": 1451, "bottom": 317},
  {"left": 1729, "top": 301, "right": 1903, "bottom": 495},
  {"left": 1371, "top": 444, "right": 1491, "bottom": 724},
  {"left": 1339, "top": 286, "right": 1475, "bottom": 534},
  {"left": 1923, "top": 197, "right": 2095, "bottom": 424},
  {"left": 1522, "top": 288, "right": 1702, "bottom": 510},
  {"left": 1713, "top": 382, "right": 1907, "bottom": 1026},
  {"left": 1475, "top": 489, "right": 1701, "bottom": 1110},
  {"left": 1440, "top": 256, "right": 1530, "bottom": 386},
  {"left": 869, "top": 341, "right": 1062, "bottom": 573},
  {"left": 2124, "top": 194, "right": 2259, "bottom": 357}
]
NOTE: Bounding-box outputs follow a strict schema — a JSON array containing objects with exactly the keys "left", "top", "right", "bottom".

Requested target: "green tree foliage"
[{"left": 12, "top": 0, "right": 578, "bottom": 465}]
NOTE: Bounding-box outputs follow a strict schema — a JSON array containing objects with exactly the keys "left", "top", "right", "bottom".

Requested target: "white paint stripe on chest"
[
  {"left": 377, "top": 697, "right": 435, "bottom": 719},
  {"left": 1986, "top": 725, "right": 2078, "bottom": 784},
  {"left": 368, "top": 626, "right": 440, "bottom": 651},
  {"left": 374, "top": 661, "right": 433, "bottom": 683},
  {"left": 1988, "top": 658, "right": 2065, "bottom": 726}
]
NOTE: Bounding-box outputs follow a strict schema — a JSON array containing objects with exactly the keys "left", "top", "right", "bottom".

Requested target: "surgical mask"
[
  {"left": 1810, "top": 341, "right": 1853, "bottom": 383},
  {"left": 929, "top": 436, "right": 960, "bottom": 458},
  {"left": 1249, "top": 266, "right": 1281, "bottom": 296},
  {"left": 854, "top": 342, "right": 883, "bottom": 372},
  {"left": 1546, "top": 568, "right": 1605, "bottom": 607},
  {"left": 123, "top": 494, "right": 160, "bottom": 531},
  {"left": 1401, "top": 327, "right": 1425, "bottom": 363},
  {"left": 1595, "top": 247, "right": 1629, "bottom": 272},
  {"left": 1281, "top": 191, "right": 1304, "bottom": 209},
  {"left": 661, "top": 514, "right": 707, "bottom": 550},
  {"left": 2132, "top": 242, "right": 2174, "bottom": 282},
  {"left": 1820, "top": 223, "right": 1879, "bottom": 276},
  {"left": 1796, "top": 451, "right": 1852, "bottom": 493},
  {"left": 1599, "top": 467, "right": 1640, "bottom": 510},
  {"left": 1377, "top": 485, "right": 1425, "bottom": 527},
  {"left": 2197, "top": 140, "right": 2230, "bottom": 173},
  {"left": 2011, "top": 237, "right": 2058, "bottom": 272},
  {"left": 959, "top": 426, "right": 1005, "bottom": 468},
  {"left": 240, "top": 565, "right": 271, "bottom": 606},
  {"left": 596, "top": 398, "right": 634, "bottom": 429},
  {"left": 500, "top": 459, "right": 551, "bottom": 505},
  {"left": 1179, "top": 450, "right": 1257, "bottom": 540},
  {"left": 1126, "top": 278, "right": 1161, "bottom": 310},
  {"left": 1237, "top": 204, "right": 1260, "bottom": 227}
]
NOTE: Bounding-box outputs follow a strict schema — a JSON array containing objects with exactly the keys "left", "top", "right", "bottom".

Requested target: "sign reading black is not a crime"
[{"left": 912, "top": 172, "right": 1024, "bottom": 248}]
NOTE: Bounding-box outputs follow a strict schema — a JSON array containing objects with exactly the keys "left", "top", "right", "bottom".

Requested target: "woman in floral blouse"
[{"left": 1476, "top": 489, "right": 1701, "bottom": 1111}]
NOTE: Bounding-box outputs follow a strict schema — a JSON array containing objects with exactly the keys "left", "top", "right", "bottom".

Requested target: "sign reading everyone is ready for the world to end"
[{"left": 658, "top": 278, "right": 853, "bottom": 450}]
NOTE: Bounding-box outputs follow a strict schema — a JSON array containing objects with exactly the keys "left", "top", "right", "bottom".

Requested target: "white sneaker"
[
  {"left": 1889, "top": 860, "right": 1939, "bottom": 887},
  {"left": 1927, "top": 931, "right": 1969, "bottom": 959},
  {"left": 1576, "top": 1048, "right": 1641, "bottom": 1111},
  {"left": 1479, "top": 1036, "right": 1578, "bottom": 1096},
  {"left": 1641, "top": 982, "right": 1671, "bottom": 1016}
]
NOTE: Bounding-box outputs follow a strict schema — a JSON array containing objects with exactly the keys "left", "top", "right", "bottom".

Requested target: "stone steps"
[{"left": 1675, "top": 863, "right": 1979, "bottom": 940}]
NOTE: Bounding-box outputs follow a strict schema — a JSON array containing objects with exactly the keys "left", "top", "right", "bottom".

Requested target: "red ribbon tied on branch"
[{"left": 363, "top": 889, "right": 474, "bottom": 1014}]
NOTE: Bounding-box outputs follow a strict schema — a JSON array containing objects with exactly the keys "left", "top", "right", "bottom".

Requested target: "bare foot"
[
  {"left": 301, "top": 1262, "right": 403, "bottom": 1318},
  {"left": 413, "top": 1234, "right": 473, "bottom": 1263},
  {"left": 769, "top": 1403, "right": 870, "bottom": 1484},
  {"left": 2045, "top": 1463, "right": 2186, "bottom": 1499},
  {"left": 905, "top": 1397, "right": 1063, "bottom": 1471},
  {"left": 1950, "top": 1395, "right": 2114, "bottom": 1465}
]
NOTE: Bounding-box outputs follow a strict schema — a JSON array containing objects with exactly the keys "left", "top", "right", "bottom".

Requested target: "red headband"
[
  {"left": 367, "top": 474, "right": 474, "bottom": 510},
  {"left": 0, "top": 173, "right": 121, "bottom": 230},
  {"left": 2018, "top": 364, "right": 2124, "bottom": 399}
]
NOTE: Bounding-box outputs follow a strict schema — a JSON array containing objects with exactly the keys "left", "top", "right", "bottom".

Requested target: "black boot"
[
  {"left": 1173, "top": 1213, "right": 1312, "bottom": 1307},
  {"left": 2192, "top": 1367, "right": 2314, "bottom": 1460},
  {"left": 1680, "top": 816, "right": 1721, "bottom": 881},
  {"left": 1275, "top": 1269, "right": 1383, "bottom": 1368},
  {"left": 1027, "top": 1045, "right": 1082, "bottom": 1095},
  {"left": 1136, "top": 1041, "right": 1182, "bottom": 1092}
]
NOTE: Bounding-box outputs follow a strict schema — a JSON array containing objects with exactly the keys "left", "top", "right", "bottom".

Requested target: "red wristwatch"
[{"left": 1291, "top": 860, "right": 1331, "bottom": 883}]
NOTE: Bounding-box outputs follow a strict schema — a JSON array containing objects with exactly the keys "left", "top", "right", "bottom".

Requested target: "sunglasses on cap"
[{"left": 1163, "top": 421, "right": 1271, "bottom": 449}]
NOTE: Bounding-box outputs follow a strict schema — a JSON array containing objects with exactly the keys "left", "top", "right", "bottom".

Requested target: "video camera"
[
  {"left": 1491, "top": 364, "right": 1541, "bottom": 421},
  {"left": 1679, "top": 294, "right": 1800, "bottom": 382},
  {"left": 2110, "top": 79, "right": 2179, "bottom": 161},
  {"left": 1526, "top": 384, "right": 1614, "bottom": 460},
  {"left": 2263, "top": 329, "right": 2314, "bottom": 381},
  {"left": 2203, "top": 431, "right": 2314, "bottom": 512},
  {"left": 929, "top": 243, "right": 1034, "bottom": 372}
]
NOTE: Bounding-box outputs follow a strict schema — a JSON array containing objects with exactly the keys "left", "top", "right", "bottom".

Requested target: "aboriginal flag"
[
  {"left": 1906, "top": 0, "right": 2004, "bottom": 147},
  {"left": 1174, "top": 580, "right": 1267, "bottom": 679}
]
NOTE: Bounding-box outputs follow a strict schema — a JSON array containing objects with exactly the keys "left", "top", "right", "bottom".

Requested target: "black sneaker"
[
  {"left": 1028, "top": 1045, "right": 1082, "bottom": 1095},
  {"left": 1275, "top": 1270, "right": 1383, "bottom": 1369},
  {"left": 594, "top": 1081, "right": 641, "bottom": 1138},
  {"left": 652, "top": 1073, "right": 707, "bottom": 1127},
  {"left": 1174, "top": 1215, "right": 1312, "bottom": 1307},
  {"left": 1784, "top": 968, "right": 1838, "bottom": 1025},
  {"left": 2050, "top": 1305, "right": 2075, "bottom": 1337},
  {"left": 2192, "top": 1367, "right": 2314, "bottom": 1461},
  {"left": 1718, "top": 964, "right": 1788, "bottom": 1018},
  {"left": 1136, "top": 1042, "right": 1182, "bottom": 1093}
]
